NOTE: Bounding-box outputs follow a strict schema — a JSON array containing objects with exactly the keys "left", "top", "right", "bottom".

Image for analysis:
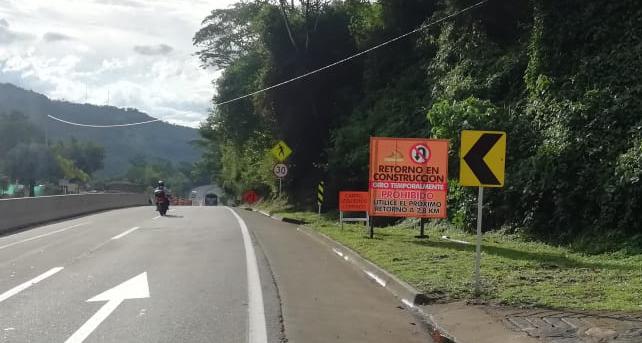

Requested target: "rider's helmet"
[{"left": 158, "top": 180, "right": 164, "bottom": 187}]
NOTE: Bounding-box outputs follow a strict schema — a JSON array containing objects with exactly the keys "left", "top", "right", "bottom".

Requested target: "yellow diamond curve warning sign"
[
  {"left": 270, "top": 140, "right": 292, "bottom": 162},
  {"left": 459, "top": 130, "right": 506, "bottom": 187}
]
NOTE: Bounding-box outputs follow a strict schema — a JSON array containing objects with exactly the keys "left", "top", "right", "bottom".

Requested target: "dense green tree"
[
  {"left": 5, "top": 143, "right": 62, "bottom": 196},
  {"left": 0, "top": 111, "right": 43, "bottom": 158},
  {"left": 124, "top": 158, "right": 196, "bottom": 197},
  {"left": 53, "top": 138, "right": 105, "bottom": 176},
  {"left": 194, "top": 0, "right": 642, "bottom": 250}
]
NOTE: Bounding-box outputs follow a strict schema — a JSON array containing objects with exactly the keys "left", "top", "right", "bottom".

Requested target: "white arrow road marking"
[
  {"left": 226, "top": 207, "right": 268, "bottom": 343},
  {"left": 65, "top": 272, "right": 150, "bottom": 343},
  {"left": 111, "top": 227, "right": 140, "bottom": 240},
  {"left": 0, "top": 222, "right": 90, "bottom": 250},
  {"left": 0, "top": 267, "right": 64, "bottom": 303}
]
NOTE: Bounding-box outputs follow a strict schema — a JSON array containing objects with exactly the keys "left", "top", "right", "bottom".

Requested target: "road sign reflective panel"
[
  {"left": 368, "top": 137, "right": 448, "bottom": 218},
  {"left": 270, "top": 140, "right": 292, "bottom": 162},
  {"left": 273, "top": 163, "right": 288, "bottom": 178},
  {"left": 317, "top": 181, "right": 324, "bottom": 207},
  {"left": 339, "top": 191, "right": 369, "bottom": 212},
  {"left": 459, "top": 130, "right": 506, "bottom": 187}
]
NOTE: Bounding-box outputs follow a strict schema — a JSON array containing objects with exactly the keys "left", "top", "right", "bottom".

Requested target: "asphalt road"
[{"left": 0, "top": 206, "right": 433, "bottom": 342}]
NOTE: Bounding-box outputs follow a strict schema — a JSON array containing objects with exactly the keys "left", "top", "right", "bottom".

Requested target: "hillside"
[
  {"left": 0, "top": 83, "right": 201, "bottom": 177},
  {"left": 194, "top": 0, "right": 642, "bottom": 250}
]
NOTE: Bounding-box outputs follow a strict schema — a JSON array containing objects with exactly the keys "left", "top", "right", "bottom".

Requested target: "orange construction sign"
[
  {"left": 339, "top": 191, "right": 369, "bottom": 212},
  {"left": 368, "top": 137, "right": 449, "bottom": 218}
]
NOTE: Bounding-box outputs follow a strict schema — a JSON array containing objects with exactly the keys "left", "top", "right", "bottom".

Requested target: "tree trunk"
[
  {"left": 279, "top": 0, "right": 299, "bottom": 51},
  {"left": 29, "top": 181, "right": 35, "bottom": 197}
]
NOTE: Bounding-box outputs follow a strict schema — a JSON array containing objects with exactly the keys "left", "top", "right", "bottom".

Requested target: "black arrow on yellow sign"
[{"left": 463, "top": 133, "right": 503, "bottom": 185}]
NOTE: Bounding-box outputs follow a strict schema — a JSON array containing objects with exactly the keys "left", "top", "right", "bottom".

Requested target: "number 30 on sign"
[{"left": 273, "top": 163, "right": 288, "bottom": 178}]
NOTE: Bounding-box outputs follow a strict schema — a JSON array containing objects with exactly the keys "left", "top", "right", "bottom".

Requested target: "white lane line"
[
  {"left": 0, "top": 222, "right": 90, "bottom": 251},
  {"left": 0, "top": 267, "right": 64, "bottom": 303},
  {"left": 365, "top": 271, "right": 387, "bottom": 287},
  {"left": 111, "top": 227, "right": 140, "bottom": 240},
  {"left": 226, "top": 207, "right": 268, "bottom": 343}
]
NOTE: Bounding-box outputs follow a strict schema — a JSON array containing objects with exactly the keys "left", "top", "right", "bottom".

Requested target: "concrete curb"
[{"left": 246, "top": 208, "right": 458, "bottom": 343}]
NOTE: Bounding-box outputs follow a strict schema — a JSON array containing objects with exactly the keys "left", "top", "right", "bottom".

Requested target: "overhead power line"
[
  {"left": 46, "top": 1, "right": 486, "bottom": 128},
  {"left": 47, "top": 114, "right": 161, "bottom": 128},
  {"left": 214, "top": 0, "right": 488, "bottom": 106}
]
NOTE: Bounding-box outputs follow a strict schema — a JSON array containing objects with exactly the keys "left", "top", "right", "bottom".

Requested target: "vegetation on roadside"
[
  {"left": 123, "top": 157, "right": 208, "bottom": 197},
  {"left": 0, "top": 83, "right": 201, "bottom": 178},
  {"left": 259, "top": 205, "right": 642, "bottom": 312},
  {"left": 194, "top": 0, "right": 642, "bottom": 253},
  {"left": 0, "top": 111, "right": 105, "bottom": 196}
]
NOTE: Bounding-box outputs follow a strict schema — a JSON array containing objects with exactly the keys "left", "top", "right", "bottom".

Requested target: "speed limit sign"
[{"left": 273, "top": 163, "right": 288, "bottom": 178}]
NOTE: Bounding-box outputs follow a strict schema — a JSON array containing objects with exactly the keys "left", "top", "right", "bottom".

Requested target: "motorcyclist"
[{"left": 153, "top": 180, "right": 170, "bottom": 214}]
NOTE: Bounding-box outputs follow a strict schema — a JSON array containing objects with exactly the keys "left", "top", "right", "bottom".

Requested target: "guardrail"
[{"left": 0, "top": 193, "right": 149, "bottom": 234}]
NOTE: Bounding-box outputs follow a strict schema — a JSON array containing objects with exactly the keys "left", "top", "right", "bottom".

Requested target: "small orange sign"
[
  {"left": 368, "top": 137, "right": 449, "bottom": 218},
  {"left": 339, "top": 191, "right": 369, "bottom": 212}
]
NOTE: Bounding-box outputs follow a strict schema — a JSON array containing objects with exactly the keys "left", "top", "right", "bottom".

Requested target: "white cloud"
[
  {"left": 0, "top": 18, "right": 36, "bottom": 44},
  {"left": 43, "top": 31, "right": 73, "bottom": 42},
  {"left": 133, "top": 44, "right": 173, "bottom": 56},
  {"left": 0, "top": 0, "right": 237, "bottom": 128}
]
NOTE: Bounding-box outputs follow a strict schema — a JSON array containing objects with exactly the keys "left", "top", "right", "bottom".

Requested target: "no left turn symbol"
[{"left": 410, "top": 144, "right": 431, "bottom": 164}]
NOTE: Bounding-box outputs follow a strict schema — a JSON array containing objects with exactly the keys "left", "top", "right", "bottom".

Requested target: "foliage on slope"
[{"left": 195, "top": 0, "right": 642, "bottom": 251}]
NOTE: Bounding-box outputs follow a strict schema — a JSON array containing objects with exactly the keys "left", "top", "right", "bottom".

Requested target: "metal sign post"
[
  {"left": 474, "top": 186, "right": 483, "bottom": 296},
  {"left": 278, "top": 178, "right": 282, "bottom": 197},
  {"left": 339, "top": 211, "right": 369, "bottom": 229},
  {"left": 416, "top": 218, "right": 427, "bottom": 239}
]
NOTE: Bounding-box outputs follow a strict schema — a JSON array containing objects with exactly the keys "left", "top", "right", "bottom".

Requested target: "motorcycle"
[{"left": 154, "top": 189, "right": 169, "bottom": 216}]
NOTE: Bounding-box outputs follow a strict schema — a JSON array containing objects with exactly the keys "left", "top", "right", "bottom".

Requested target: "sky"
[{"left": 0, "top": 0, "right": 237, "bottom": 128}]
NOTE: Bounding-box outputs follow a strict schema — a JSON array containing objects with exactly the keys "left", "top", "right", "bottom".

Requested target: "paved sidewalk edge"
[{"left": 246, "top": 208, "right": 458, "bottom": 343}]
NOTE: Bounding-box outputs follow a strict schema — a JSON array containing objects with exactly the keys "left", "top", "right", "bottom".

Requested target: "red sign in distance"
[
  {"left": 339, "top": 191, "right": 369, "bottom": 212},
  {"left": 243, "top": 190, "right": 259, "bottom": 204}
]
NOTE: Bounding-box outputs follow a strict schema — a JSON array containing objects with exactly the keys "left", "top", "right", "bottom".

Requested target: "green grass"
[{"left": 259, "top": 206, "right": 642, "bottom": 312}]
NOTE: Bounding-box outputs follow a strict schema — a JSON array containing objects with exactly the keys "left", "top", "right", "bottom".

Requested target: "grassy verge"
[{"left": 256, "top": 204, "right": 642, "bottom": 312}]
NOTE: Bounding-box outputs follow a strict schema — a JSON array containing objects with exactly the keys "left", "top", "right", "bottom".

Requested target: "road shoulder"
[
  {"left": 247, "top": 208, "right": 540, "bottom": 343},
  {"left": 239, "top": 209, "right": 433, "bottom": 343}
]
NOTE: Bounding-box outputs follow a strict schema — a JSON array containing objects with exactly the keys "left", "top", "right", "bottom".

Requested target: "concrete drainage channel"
[{"left": 244, "top": 208, "right": 457, "bottom": 343}]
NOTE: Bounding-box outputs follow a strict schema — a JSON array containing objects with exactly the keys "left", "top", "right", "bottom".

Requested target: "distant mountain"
[{"left": 0, "top": 83, "right": 201, "bottom": 177}]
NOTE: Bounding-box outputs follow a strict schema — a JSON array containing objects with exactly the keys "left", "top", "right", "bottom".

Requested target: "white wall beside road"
[{"left": 0, "top": 193, "right": 149, "bottom": 234}]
